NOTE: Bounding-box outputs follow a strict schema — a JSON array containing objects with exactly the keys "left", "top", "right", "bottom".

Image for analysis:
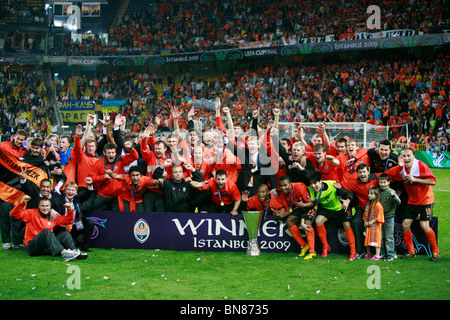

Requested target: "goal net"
[{"left": 277, "top": 122, "right": 408, "bottom": 150}]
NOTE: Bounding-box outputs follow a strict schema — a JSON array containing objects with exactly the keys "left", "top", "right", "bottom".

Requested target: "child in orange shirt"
[{"left": 363, "top": 187, "right": 384, "bottom": 261}]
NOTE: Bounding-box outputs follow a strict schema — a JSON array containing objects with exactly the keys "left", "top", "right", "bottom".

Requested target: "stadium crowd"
[
  {"left": 1, "top": 0, "right": 448, "bottom": 56},
  {"left": 49, "top": 52, "right": 450, "bottom": 150},
  {"left": 1, "top": 51, "right": 449, "bottom": 150},
  {"left": 0, "top": 65, "right": 55, "bottom": 142},
  {"left": 60, "top": 0, "right": 449, "bottom": 56},
  {"left": 0, "top": 0, "right": 47, "bottom": 25}
]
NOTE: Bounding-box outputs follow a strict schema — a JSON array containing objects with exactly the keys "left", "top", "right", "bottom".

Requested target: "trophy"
[{"left": 242, "top": 211, "right": 263, "bottom": 256}]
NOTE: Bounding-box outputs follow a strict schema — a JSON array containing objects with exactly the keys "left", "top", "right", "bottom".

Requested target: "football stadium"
[{"left": 0, "top": 0, "right": 448, "bottom": 309}]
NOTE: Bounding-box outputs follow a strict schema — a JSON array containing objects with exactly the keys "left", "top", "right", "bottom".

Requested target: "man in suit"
[
  {"left": 220, "top": 105, "right": 277, "bottom": 198},
  {"left": 225, "top": 134, "right": 277, "bottom": 198},
  {"left": 52, "top": 179, "right": 95, "bottom": 252}
]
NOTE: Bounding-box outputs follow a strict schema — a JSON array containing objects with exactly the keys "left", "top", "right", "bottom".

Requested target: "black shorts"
[
  {"left": 316, "top": 208, "right": 352, "bottom": 226},
  {"left": 278, "top": 207, "right": 308, "bottom": 222},
  {"left": 403, "top": 203, "right": 433, "bottom": 221},
  {"left": 205, "top": 201, "right": 235, "bottom": 214},
  {"left": 300, "top": 208, "right": 316, "bottom": 222}
]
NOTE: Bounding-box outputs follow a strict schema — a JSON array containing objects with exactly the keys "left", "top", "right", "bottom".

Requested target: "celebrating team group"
[{"left": 0, "top": 98, "right": 441, "bottom": 262}]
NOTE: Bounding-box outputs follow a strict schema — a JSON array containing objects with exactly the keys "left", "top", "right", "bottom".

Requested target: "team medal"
[
  {"left": 289, "top": 189, "right": 294, "bottom": 213},
  {"left": 218, "top": 189, "right": 224, "bottom": 206},
  {"left": 131, "top": 186, "right": 136, "bottom": 201},
  {"left": 264, "top": 198, "right": 271, "bottom": 220}
]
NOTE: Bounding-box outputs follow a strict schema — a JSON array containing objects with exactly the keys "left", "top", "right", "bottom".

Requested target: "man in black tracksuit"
[{"left": 152, "top": 160, "right": 203, "bottom": 213}]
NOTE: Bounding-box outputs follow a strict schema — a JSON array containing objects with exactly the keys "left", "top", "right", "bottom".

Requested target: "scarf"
[
  {"left": 400, "top": 158, "right": 420, "bottom": 182},
  {"left": 365, "top": 201, "right": 381, "bottom": 246},
  {"left": 59, "top": 147, "right": 72, "bottom": 167}
]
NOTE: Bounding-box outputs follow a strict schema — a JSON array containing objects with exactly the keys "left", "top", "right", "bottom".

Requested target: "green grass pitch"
[{"left": 0, "top": 169, "right": 449, "bottom": 302}]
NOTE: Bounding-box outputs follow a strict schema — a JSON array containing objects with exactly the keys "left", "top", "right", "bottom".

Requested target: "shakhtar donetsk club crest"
[{"left": 134, "top": 218, "right": 150, "bottom": 244}]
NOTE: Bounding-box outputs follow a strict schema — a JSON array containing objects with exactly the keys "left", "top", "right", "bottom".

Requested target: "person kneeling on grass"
[{"left": 10, "top": 195, "right": 87, "bottom": 262}]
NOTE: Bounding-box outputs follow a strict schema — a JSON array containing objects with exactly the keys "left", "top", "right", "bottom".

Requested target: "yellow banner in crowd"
[
  {"left": 101, "top": 100, "right": 127, "bottom": 113},
  {"left": 58, "top": 100, "right": 96, "bottom": 123}
]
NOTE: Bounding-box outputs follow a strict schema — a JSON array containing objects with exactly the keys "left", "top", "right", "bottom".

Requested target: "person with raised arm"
[{"left": 10, "top": 195, "right": 86, "bottom": 261}]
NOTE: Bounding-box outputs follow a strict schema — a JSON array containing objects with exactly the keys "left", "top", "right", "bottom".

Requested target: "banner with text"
[
  {"left": 0, "top": 54, "right": 43, "bottom": 65},
  {"left": 58, "top": 99, "right": 95, "bottom": 123},
  {"left": 63, "top": 33, "right": 448, "bottom": 67},
  {"left": 86, "top": 211, "right": 437, "bottom": 255}
]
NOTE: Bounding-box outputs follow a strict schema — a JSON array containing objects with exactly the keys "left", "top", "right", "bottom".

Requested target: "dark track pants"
[{"left": 26, "top": 229, "right": 76, "bottom": 257}]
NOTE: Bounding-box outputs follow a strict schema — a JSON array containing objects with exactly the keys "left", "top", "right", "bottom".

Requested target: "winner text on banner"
[{"left": 86, "top": 211, "right": 437, "bottom": 255}]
